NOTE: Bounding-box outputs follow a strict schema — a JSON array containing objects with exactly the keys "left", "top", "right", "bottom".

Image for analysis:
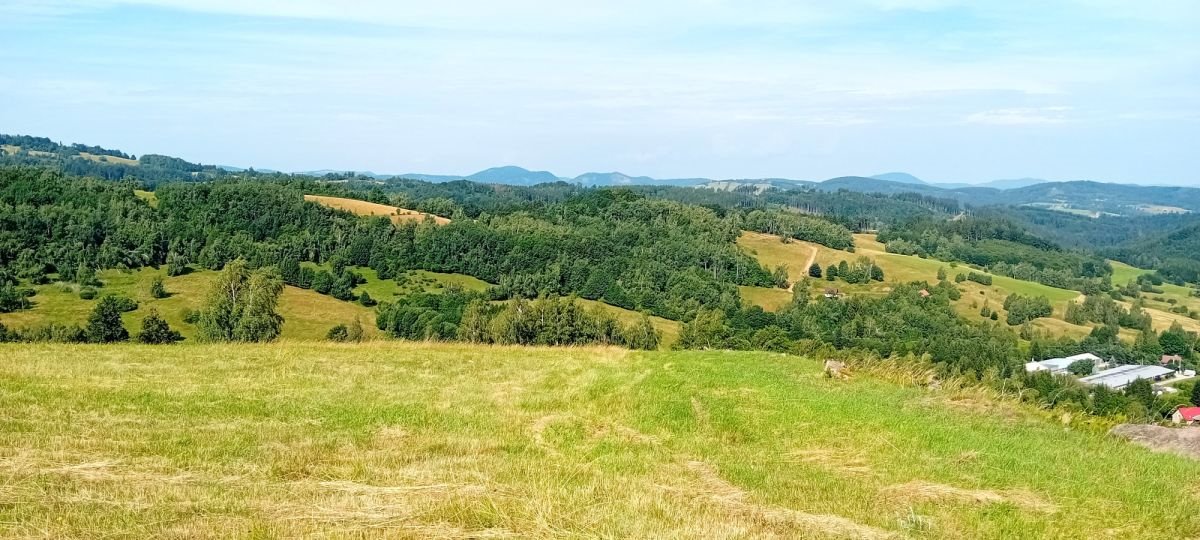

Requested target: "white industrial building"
[
  {"left": 1024, "top": 353, "right": 1106, "bottom": 375},
  {"left": 1078, "top": 364, "right": 1175, "bottom": 390}
]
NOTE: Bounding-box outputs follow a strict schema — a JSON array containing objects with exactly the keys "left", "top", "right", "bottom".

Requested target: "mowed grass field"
[
  {"left": 1, "top": 342, "right": 1198, "bottom": 538},
  {"left": 0, "top": 268, "right": 377, "bottom": 341},
  {"left": 738, "top": 231, "right": 1200, "bottom": 337},
  {"left": 304, "top": 194, "right": 451, "bottom": 225}
]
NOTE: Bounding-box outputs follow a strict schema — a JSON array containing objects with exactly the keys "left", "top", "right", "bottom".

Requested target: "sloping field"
[
  {"left": 0, "top": 343, "right": 1197, "bottom": 538},
  {"left": 79, "top": 152, "right": 138, "bottom": 165},
  {"left": 1109, "top": 260, "right": 1150, "bottom": 286},
  {"left": 739, "top": 285, "right": 793, "bottom": 312},
  {"left": 574, "top": 298, "right": 682, "bottom": 348},
  {"left": 735, "top": 231, "right": 1200, "bottom": 335},
  {"left": 305, "top": 194, "right": 450, "bottom": 225},
  {"left": 0, "top": 267, "right": 376, "bottom": 340}
]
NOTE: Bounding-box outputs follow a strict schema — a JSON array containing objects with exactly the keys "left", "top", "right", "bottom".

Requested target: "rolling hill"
[
  {"left": 8, "top": 132, "right": 1200, "bottom": 219},
  {"left": 466, "top": 166, "right": 561, "bottom": 185},
  {"left": 736, "top": 231, "right": 1200, "bottom": 339}
]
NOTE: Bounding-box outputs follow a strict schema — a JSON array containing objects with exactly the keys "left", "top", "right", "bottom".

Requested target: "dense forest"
[{"left": 878, "top": 216, "right": 1113, "bottom": 291}]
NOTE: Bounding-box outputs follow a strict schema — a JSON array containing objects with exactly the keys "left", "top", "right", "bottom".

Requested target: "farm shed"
[{"left": 1078, "top": 365, "right": 1175, "bottom": 390}]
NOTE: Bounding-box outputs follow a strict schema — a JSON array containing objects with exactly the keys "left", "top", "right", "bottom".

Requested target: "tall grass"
[{"left": 1, "top": 342, "right": 1197, "bottom": 538}]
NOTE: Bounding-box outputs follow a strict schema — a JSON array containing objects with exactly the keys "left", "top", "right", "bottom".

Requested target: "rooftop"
[
  {"left": 1038, "top": 353, "right": 1100, "bottom": 371},
  {"left": 1079, "top": 365, "right": 1174, "bottom": 389}
]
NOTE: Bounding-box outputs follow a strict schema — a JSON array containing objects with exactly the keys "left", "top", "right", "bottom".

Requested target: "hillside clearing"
[
  {"left": 739, "top": 285, "right": 793, "bottom": 312},
  {"left": 0, "top": 343, "right": 1196, "bottom": 538},
  {"left": 305, "top": 194, "right": 450, "bottom": 225},
  {"left": 738, "top": 231, "right": 1200, "bottom": 336},
  {"left": 133, "top": 189, "right": 157, "bottom": 207},
  {"left": 0, "top": 267, "right": 376, "bottom": 340},
  {"left": 299, "top": 263, "right": 491, "bottom": 302},
  {"left": 79, "top": 151, "right": 138, "bottom": 165}
]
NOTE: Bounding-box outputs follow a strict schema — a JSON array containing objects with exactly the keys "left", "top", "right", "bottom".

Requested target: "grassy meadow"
[
  {"left": 0, "top": 342, "right": 1197, "bottom": 538},
  {"left": 738, "top": 231, "right": 1200, "bottom": 337},
  {"left": 0, "top": 267, "right": 377, "bottom": 341}
]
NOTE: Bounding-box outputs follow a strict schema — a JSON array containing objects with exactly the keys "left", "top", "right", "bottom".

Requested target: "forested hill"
[
  {"left": 0, "top": 134, "right": 228, "bottom": 185},
  {"left": 5, "top": 131, "right": 1200, "bottom": 284}
]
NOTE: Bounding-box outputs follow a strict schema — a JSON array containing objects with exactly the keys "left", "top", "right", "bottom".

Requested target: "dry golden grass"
[
  {"left": 79, "top": 152, "right": 138, "bottom": 166},
  {"left": 305, "top": 194, "right": 450, "bottom": 225},
  {"left": 1, "top": 342, "right": 1198, "bottom": 538}
]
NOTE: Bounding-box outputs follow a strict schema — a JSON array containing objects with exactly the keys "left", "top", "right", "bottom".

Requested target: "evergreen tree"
[
  {"left": 76, "top": 263, "right": 98, "bottom": 286},
  {"left": 808, "top": 263, "right": 822, "bottom": 278},
  {"left": 85, "top": 295, "right": 129, "bottom": 343},
  {"left": 347, "top": 317, "right": 364, "bottom": 342},
  {"left": 149, "top": 276, "right": 168, "bottom": 299},
  {"left": 326, "top": 324, "right": 349, "bottom": 342},
  {"left": 165, "top": 251, "right": 188, "bottom": 277},
  {"left": 1191, "top": 381, "right": 1200, "bottom": 407},
  {"left": 358, "top": 291, "right": 376, "bottom": 307},
  {"left": 137, "top": 309, "right": 182, "bottom": 344},
  {"left": 277, "top": 257, "right": 302, "bottom": 285},
  {"left": 1124, "top": 378, "right": 1155, "bottom": 411},
  {"left": 1159, "top": 323, "right": 1193, "bottom": 357}
]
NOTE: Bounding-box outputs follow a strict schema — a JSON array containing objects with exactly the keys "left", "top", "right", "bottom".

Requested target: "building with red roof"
[{"left": 1172, "top": 406, "right": 1200, "bottom": 425}]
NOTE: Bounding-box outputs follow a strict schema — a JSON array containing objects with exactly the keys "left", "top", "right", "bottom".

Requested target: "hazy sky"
[{"left": 1, "top": 1, "right": 1197, "bottom": 184}]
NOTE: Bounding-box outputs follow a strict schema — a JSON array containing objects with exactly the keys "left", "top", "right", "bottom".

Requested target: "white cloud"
[{"left": 965, "top": 107, "right": 1072, "bottom": 125}]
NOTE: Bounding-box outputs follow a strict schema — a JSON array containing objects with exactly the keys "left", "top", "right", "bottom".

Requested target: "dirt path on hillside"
[{"left": 788, "top": 245, "right": 819, "bottom": 292}]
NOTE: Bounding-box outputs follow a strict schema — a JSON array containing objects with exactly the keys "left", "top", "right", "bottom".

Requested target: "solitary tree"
[
  {"left": 937, "top": 267, "right": 947, "bottom": 281},
  {"left": 137, "top": 309, "right": 182, "bottom": 344},
  {"left": 197, "top": 260, "right": 284, "bottom": 342},
  {"left": 326, "top": 324, "right": 350, "bottom": 342},
  {"left": 85, "top": 295, "right": 129, "bottom": 343},
  {"left": 347, "top": 316, "right": 365, "bottom": 342},
  {"left": 149, "top": 276, "right": 168, "bottom": 299},
  {"left": 808, "top": 263, "right": 822, "bottom": 278}
]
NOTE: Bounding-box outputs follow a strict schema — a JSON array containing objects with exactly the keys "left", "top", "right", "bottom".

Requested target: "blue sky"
[{"left": 1, "top": 1, "right": 1197, "bottom": 184}]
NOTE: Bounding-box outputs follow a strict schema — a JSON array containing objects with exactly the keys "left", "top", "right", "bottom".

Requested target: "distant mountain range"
[{"left": 3, "top": 132, "right": 1197, "bottom": 217}]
